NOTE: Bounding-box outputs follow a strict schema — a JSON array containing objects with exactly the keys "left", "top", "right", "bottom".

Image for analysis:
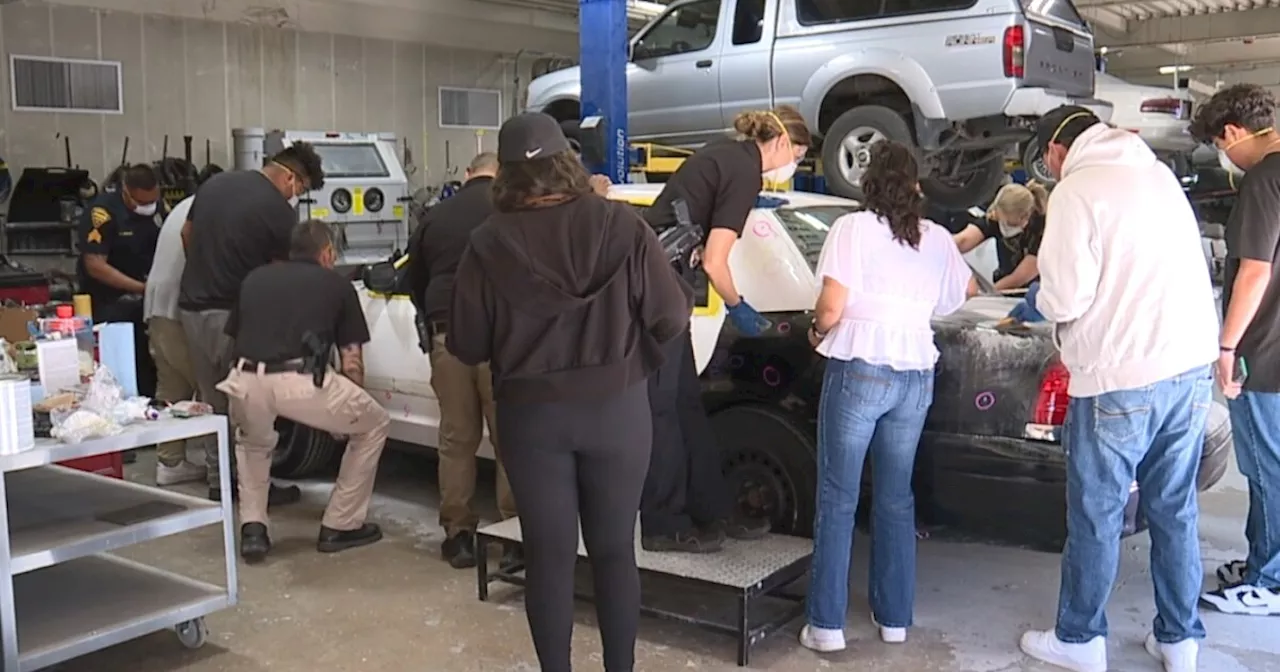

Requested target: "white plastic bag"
[{"left": 50, "top": 408, "right": 121, "bottom": 443}]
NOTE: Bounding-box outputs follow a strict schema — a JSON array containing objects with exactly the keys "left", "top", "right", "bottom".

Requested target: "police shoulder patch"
[
  {"left": 86, "top": 229, "right": 103, "bottom": 244},
  {"left": 90, "top": 206, "right": 111, "bottom": 227}
]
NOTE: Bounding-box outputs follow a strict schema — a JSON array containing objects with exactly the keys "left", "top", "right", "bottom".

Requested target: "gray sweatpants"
[{"left": 180, "top": 308, "right": 237, "bottom": 487}]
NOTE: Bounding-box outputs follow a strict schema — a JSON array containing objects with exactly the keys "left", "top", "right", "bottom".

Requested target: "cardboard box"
[{"left": 0, "top": 306, "right": 36, "bottom": 345}]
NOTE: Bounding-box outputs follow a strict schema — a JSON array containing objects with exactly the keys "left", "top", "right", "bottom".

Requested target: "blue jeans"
[
  {"left": 806, "top": 358, "right": 933, "bottom": 631},
  {"left": 1227, "top": 392, "right": 1280, "bottom": 588},
  {"left": 1056, "top": 366, "right": 1212, "bottom": 644}
]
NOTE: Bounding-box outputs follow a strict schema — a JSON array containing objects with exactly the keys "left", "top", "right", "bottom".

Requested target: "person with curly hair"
[
  {"left": 177, "top": 140, "right": 325, "bottom": 505},
  {"left": 1018, "top": 105, "right": 1218, "bottom": 672},
  {"left": 1190, "top": 83, "right": 1280, "bottom": 618},
  {"left": 799, "top": 140, "right": 970, "bottom": 653}
]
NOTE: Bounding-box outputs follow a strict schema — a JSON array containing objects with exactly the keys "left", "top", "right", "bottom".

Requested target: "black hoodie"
[{"left": 447, "top": 193, "right": 693, "bottom": 403}]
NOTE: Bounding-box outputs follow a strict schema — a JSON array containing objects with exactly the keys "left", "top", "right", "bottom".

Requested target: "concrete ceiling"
[{"left": 1083, "top": 0, "right": 1280, "bottom": 90}]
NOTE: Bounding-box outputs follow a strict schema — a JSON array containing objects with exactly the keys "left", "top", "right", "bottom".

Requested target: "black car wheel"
[
  {"left": 711, "top": 405, "right": 816, "bottom": 537},
  {"left": 273, "top": 419, "right": 345, "bottom": 478},
  {"left": 1199, "top": 401, "right": 1233, "bottom": 492}
]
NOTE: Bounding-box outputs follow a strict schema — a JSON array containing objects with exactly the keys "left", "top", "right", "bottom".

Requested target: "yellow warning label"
[
  {"left": 392, "top": 205, "right": 404, "bottom": 219},
  {"left": 353, "top": 188, "right": 365, "bottom": 216},
  {"left": 311, "top": 207, "right": 331, "bottom": 219},
  {"left": 90, "top": 207, "right": 110, "bottom": 227}
]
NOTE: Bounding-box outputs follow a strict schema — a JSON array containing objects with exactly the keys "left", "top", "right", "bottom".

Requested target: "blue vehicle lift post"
[{"left": 579, "top": 0, "right": 630, "bottom": 184}]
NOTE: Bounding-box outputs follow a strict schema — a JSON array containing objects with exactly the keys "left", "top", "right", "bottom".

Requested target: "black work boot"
[
  {"left": 240, "top": 522, "right": 271, "bottom": 563},
  {"left": 209, "top": 482, "right": 302, "bottom": 506},
  {"left": 499, "top": 542, "right": 525, "bottom": 571},
  {"left": 317, "top": 523, "right": 383, "bottom": 553},
  {"left": 711, "top": 514, "right": 772, "bottom": 541},
  {"left": 441, "top": 530, "right": 477, "bottom": 569},
  {"left": 641, "top": 527, "right": 725, "bottom": 554}
]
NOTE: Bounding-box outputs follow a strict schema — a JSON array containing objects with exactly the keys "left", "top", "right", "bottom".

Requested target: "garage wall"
[{"left": 0, "top": 2, "right": 535, "bottom": 191}]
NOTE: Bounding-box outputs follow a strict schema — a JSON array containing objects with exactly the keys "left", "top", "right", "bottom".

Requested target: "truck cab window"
[
  {"left": 634, "top": 0, "right": 722, "bottom": 59},
  {"left": 732, "top": 0, "right": 766, "bottom": 45},
  {"left": 796, "top": 0, "right": 884, "bottom": 23}
]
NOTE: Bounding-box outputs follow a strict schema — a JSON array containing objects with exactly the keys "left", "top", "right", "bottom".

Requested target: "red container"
[
  {"left": 58, "top": 453, "right": 124, "bottom": 479},
  {"left": 0, "top": 270, "right": 50, "bottom": 305}
]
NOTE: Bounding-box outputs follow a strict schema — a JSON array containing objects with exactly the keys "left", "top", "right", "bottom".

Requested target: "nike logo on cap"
[{"left": 525, "top": 148, "right": 542, "bottom": 159}]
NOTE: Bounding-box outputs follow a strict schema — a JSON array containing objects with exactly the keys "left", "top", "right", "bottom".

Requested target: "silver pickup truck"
[{"left": 527, "top": 0, "right": 1112, "bottom": 208}]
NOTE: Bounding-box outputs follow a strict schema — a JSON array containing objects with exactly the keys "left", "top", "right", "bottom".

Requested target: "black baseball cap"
[
  {"left": 1035, "top": 105, "right": 1101, "bottom": 153},
  {"left": 498, "top": 113, "right": 573, "bottom": 163}
]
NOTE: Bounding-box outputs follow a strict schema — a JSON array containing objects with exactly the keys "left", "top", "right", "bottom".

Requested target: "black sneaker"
[
  {"left": 441, "top": 530, "right": 477, "bottom": 569},
  {"left": 641, "top": 527, "right": 725, "bottom": 553},
  {"left": 209, "top": 482, "right": 302, "bottom": 506},
  {"left": 499, "top": 542, "right": 524, "bottom": 571},
  {"left": 240, "top": 522, "right": 271, "bottom": 563},
  {"left": 712, "top": 515, "right": 771, "bottom": 541},
  {"left": 317, "top": 523, "right": 383, "bottom": 553}
]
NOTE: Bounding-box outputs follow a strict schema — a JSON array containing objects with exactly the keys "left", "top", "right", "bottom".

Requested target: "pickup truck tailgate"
[{"left": 1021, "top": 16, "right": 1095, "bottom": 98}]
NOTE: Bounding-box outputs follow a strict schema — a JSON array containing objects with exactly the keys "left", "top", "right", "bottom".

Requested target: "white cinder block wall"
[{"left": 0, "top": 1, "right": 555, "bottom": 191}]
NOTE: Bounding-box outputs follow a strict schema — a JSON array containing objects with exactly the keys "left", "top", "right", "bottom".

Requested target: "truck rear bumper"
[{"left": 1004, "top": 89, "right": 1114, "bottom": 122}]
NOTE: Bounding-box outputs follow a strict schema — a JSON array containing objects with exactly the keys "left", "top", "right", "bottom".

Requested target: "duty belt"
[{"left": 237, "top": 358, "right": 308, "bottom": 374}]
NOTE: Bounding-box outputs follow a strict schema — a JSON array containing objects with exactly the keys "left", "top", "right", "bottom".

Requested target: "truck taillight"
[
  {"left": 1140, "top": 97, "right": 1186, "bottom": 118},
  {"left": 1004, "top": 26, "right": 1025, "bottom": 78},
  {"left": 1033, "top": 361, "right": 1071, "bottom": 426}
]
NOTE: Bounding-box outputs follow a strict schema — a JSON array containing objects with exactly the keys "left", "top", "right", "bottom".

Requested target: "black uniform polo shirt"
[
  {"left": 975, "top": 213, "right": 1045, "bottom": 283},
  {"left": 179, "top": 170, "right": 297, "bottom": 312},
  {"left": 76, "top": 189, "right": 165, "bottom": 308},
  {"left": 226, "top": 260, "right": 370, "bottom": 363},
  {"left": 644, "top": 139, "right": 764, "bottom": 237}
]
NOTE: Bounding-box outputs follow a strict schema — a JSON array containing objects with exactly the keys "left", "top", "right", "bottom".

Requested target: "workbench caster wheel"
[{"left": 175, "top": 618, "right": 208, "bottom": 649}]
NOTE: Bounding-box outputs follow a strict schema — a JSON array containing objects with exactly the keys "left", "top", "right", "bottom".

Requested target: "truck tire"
[
  {"left": 273, "top": 419, "right": 345, "bottom": 478},
  {"left": 823, "top": 105, "right": 916, "bottom": 202},
  {"left": 1198, "top": 401, "right": 1233, "bottom": 492},
  {"left": 710, "top": 405, "right": 816, "bottom": 537},
  {"left": 824, "top": 105, "right": 1006, "bottom": 209},
  {"left": 1021, "top": 141, "right": 1056, "bottom": 185}
]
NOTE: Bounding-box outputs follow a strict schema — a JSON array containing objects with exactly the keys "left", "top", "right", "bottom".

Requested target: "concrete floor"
[{"left": 49, "top": 445, "right": 1280, "bottom": 672}]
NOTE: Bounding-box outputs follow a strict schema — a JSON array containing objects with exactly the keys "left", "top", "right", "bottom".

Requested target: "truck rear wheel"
[
  {"left": 273, "top": 419, "right": 345, "bottom": 478},
  {"left": 823, "top": 105, "right": 1006, "bottom": 209}
]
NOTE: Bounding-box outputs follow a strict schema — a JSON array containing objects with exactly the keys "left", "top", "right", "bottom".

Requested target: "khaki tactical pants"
[
  {"left": 429, "top": 333, "right": 516, "bottom": 535},
  {"left": 218, "top": 363, "right": 390, "bottom": 531},
  {"left": 148, "top": 316, "right": 211, "bottom": 467}
]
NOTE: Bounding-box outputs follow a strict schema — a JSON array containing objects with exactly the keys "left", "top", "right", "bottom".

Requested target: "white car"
[{"left": 1023, "top": 72, "right": 1195, "bottom": 183}]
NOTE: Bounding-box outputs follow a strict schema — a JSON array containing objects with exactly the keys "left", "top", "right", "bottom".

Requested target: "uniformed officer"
[
  {"left": 77, "top": 163, "right": 166, "bottom": 398},
  {"left": 406, "top": 151, "right": 517, "bottom": 569},
  {"left": 216, "top": 219, "right": 389, "bottom": 562},
  {"left": 638, "top": 105, "right": 812, "bottom": 553}
]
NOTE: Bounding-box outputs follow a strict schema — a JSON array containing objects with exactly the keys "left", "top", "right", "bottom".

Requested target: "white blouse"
[{"left": 814, "top": 211, "right": 970, "bottom": 371}]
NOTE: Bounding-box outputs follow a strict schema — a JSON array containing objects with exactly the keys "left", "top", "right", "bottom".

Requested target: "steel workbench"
[{"left": 0, "top": 415, "right": 237, "bottom": 670}]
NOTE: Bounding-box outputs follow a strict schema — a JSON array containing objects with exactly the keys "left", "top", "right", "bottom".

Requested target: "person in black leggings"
[{"left": 447, "top": 112, "right": 693, "bottom": 672}]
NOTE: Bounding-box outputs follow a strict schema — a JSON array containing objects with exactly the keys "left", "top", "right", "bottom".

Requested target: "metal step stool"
[{"left": 476, "top": 516, "right": 812, "bottom": 666}]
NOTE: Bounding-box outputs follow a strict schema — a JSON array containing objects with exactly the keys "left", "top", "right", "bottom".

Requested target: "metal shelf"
[
  {"left": 12, "top": 554, "right": 228, "bottom": 671},
  {"left": 6, "top": 466, "right": 222, "bottom": 575},
  {"left": 0, "top": 416, "right": 226, "bottom": 473}
]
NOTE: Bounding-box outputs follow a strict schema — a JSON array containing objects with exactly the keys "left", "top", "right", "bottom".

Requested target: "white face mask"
[
  {"left": 1219, "top": 149, "right": 1245, "bottom": 176},
  {"left": 764, "top": 161, "right": 798, "bottom": 183},
  {"left": 133, "top": 202, "right": 157, "bottom": 217},
  {"left": 998, "top": 221, "right": 1023, "bottom": 238}
]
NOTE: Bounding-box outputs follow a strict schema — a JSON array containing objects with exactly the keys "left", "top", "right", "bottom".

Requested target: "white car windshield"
[{"left": 772, "top": 206, "right": 858, "bottom": 270}]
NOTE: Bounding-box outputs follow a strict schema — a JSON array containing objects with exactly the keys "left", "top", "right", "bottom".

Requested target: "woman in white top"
[{"left": 799, "top": 141, "right": 970, "bottom": 653}]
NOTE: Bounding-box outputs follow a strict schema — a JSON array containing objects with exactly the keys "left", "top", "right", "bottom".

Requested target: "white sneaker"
[
  {"left": 1018, "top": 630, "right": 1107, "bottom": 672},
  {"left": 1216, "top": 559, "right": 1248, "bottom": 587},
  {"left": 799, "top": 624, "right": 846, "bottom": 653},
  {"left": 870, "top": 611, "right": 906, "bottom": 643},
  {"left": 1145, "top": 632, "right": 1198, "bottom": 672},
  {"left": 1200, "top": 583, "right": 1280, "bottom": 616},
  {"left": 157, "top": 460, "right": 207, "bottom": 486}
]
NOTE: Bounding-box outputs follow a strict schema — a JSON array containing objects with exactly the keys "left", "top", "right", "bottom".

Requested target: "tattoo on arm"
[{"left": 339, "top": 344, "right": 365, "bottom": 387}]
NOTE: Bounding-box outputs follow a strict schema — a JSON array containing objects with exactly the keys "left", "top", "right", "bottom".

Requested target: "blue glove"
[
  {"left": 726, "top": 299, "right": 771, "bottom": 336},
  {"left": 1007, "top": 281, "right": 1045, "bottom": 323}
]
